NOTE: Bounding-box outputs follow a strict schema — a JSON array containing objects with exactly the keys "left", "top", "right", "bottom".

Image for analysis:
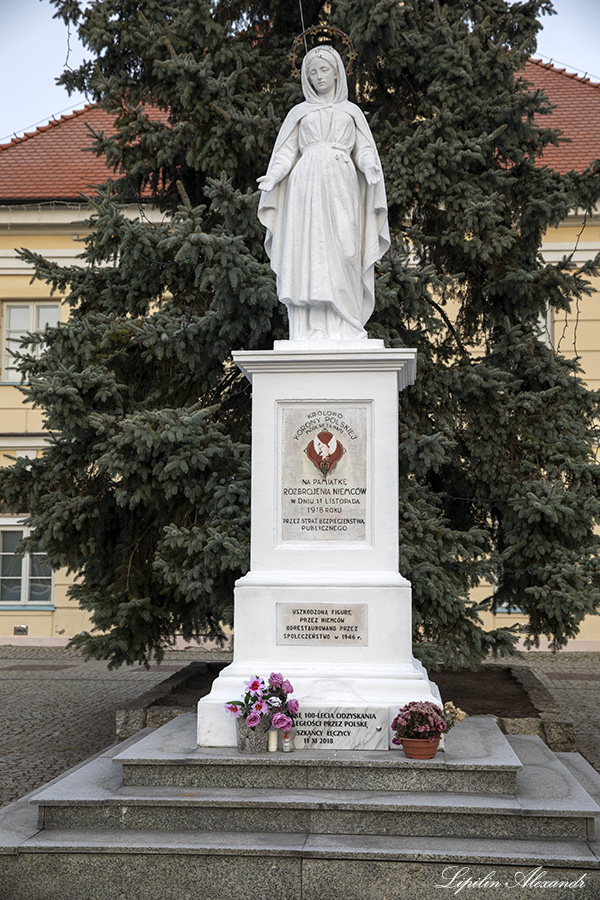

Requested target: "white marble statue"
[{"left": 258, "top": 45, "right": 390, "bottom": 341}]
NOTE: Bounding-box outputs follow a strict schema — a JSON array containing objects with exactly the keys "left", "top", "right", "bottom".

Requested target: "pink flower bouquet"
[
  {"left": 225, "top": 672, "right": 300, "bottom": 730},
  {"left": 391, "top": 700, "right": 466, "bottom": 744}
]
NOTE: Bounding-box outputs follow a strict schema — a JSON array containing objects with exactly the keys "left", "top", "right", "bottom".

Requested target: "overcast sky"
[{"left": 1, "top": 0, "right": 599, "bottom": 144}]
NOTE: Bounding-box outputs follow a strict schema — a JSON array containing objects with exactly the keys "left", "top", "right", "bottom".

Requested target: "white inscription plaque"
[
  {"left": 279, "top": 403, "right": 369, "bottom": 542},
  {"left": 276, "top": 602, "right": 368, "bottom": 645},
  {"left": 294, "top": 706, "right": 388, "bottom": 750}
]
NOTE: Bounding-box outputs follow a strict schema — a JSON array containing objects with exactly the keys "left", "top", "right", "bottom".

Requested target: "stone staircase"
[{"left": 1, "top": 714, "right": 599, "bottom": 899}]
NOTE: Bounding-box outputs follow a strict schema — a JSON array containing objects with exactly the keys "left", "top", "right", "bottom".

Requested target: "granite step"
[
  {"left": 558, "top": 751, "right": 600, "bottom": 808},
  {"left": 35, "top": 787, "right": 595, "bottom": 841},
  {"left": 114, "top": 713, "right": 522, "bottom": 795},
  {"left": 1, "top": 724, "right": 599, "bottom": 900},
  {"left": 7, "top": 825, "right": 599, "bottom": 867},
  {"left": 1, "top": 826, "right": 598, "bottom": 900},
  {"left": 33, "top": 733, "right": 598, "bottom": 842}
]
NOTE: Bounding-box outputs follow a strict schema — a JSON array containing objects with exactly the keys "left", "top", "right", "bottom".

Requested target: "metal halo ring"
[{"left": 288, "top": 25, "right": 357, "bottom": 80}]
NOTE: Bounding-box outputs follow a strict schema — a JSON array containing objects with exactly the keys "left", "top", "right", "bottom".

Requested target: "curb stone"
[
  {"left": 115, "top": 662, "right": 208, "bottom": 741},
  {"left": 502, "top": 664, "right": 577, "bottom": 752}
]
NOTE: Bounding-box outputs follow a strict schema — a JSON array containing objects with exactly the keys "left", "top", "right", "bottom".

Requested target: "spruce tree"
[{"left": 2, "top": 0, "right": 600, "bottom": 668}]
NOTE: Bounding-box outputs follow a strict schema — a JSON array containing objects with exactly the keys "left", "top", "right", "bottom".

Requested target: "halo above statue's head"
[
  {"left": 289, "top": 25, "right": 357, "bottom": 80},
  {"left": 301, "top": 45, "right": 348, "bottom": 104}
]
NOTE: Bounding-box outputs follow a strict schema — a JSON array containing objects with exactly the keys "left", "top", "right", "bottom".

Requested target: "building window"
[
  {"left": 2, "top": 302, "right": 60, "bottom": 383},
  {"left": 494, "top": 590, "right": 526, "bottom": 615},
  {"left": 0, "top": 527, "right": 53, "bottom": 606},
  {"left": 495, "top": 602, "right": 526, "bottom": 615}
]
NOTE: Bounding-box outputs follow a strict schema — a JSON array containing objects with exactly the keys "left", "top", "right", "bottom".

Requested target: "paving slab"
[
  {"left": 502, "top": 651, "right": 600, "bottom": 772},
  {"left": 0, "top": 644, "right": 208, "bottom": 809}
]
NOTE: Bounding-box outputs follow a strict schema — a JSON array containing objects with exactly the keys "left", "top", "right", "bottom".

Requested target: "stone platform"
[{"left": 0, "top": 714, "right": 599, "bottom": 899}]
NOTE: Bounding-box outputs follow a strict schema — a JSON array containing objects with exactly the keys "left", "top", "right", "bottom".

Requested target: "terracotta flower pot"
[{"left": 401, "top": 736, "right": 440, "bottom": 759}]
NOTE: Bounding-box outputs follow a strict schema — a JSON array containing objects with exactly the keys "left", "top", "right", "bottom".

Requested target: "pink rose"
[
  {"left": 287, "top": 699, "right": 299, "bottom": 715},
  {"left": 272, "top": 712, "right": 293, "bottom": 731},
  {"left": 269, "top": 672, "right": 284, "bottom": 688},
  {"left": 245, "top": 711, "right": 262, "bottom": 728},
  {"left": 281, "top": 680, "right": 293, "bottom": 695}
]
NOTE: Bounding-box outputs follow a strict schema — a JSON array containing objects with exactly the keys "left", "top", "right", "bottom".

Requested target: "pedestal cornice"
[{"left": 233, "top": 343, "right": 417, "bottom": 390}]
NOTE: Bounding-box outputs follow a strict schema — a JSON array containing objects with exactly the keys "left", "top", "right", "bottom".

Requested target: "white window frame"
[
  {"left": 494, "top": 600, "right": 526, "bottom": 615},
  {"left": 1, "top": 300, "right": 61, "bottom": 383},
  {"left": 0, "top": 516, "right": 54, "bottom": 608},
  {"left": 538, "top": 304, "right": 554, "bottom": 348}
]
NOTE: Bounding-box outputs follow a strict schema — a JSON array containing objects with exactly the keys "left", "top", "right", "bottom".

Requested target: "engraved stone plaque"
[
  {"left": 276, "top": 602, "right": 368, "bottom": 645},
  {"left": 279, "top": 403, "right": 369, "bottom": 542},
  {"left": 293, "top": 707, "right": 388, "bottom": 750}
]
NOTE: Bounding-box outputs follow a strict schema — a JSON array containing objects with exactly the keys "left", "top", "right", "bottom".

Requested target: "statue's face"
[{"left": 308, "top": 58, "right": 336, "bottom": 96}]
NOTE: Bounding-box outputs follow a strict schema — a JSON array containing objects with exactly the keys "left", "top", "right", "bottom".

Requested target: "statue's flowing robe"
[{"left": 258, "top": 99, "right": 390, "bottom": 339}]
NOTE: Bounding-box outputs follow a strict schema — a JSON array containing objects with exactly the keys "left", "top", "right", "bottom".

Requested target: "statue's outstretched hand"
[
  {"left": 364, "top": 165, "right": 381, "bottom": 186},
  {"left": 257, "top": 174, "right": 277, "bottom": 192}
]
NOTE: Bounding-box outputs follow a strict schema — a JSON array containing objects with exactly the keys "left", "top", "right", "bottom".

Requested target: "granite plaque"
[
  {"left": 279, "top": 403, "right": 370, "bottom": 542},
  {"left": 276, "top": 602, "right": 368, "bottom": 645},
  {"left": 293, "top": 706, "right": 388, "bottom": 750}
]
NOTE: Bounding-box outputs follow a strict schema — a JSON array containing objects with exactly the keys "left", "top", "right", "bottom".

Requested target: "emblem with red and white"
[{"left": 305, "top": 430, "right": 345, "bottom": 478}]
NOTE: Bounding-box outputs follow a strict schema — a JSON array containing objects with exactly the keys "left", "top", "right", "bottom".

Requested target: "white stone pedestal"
[{"left": 197, "top": 339, "right": 439, "bottom": 748}]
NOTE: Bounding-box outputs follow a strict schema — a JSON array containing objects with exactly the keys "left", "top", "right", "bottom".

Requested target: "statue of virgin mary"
[{"left": 258, "top": 45, "right": 390, "bottom": 341}]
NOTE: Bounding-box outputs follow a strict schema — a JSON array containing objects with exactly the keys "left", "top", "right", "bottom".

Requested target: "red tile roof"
[
  {"left": 0, "top": 105, "right": 120, "bottom": 202},
  {"left": 0, "top": 62, "right": 598, "bottom": 202},
  {"left": 523, "top": 59, "right": 600, "bottom": 173}
]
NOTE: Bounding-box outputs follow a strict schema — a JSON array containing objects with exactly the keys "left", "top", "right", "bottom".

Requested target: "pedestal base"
[
  {"left": 197, "top": 344, "right": 433, "bottom": 750},
  {"left": 197, "top": 571, "right": 440, "bottom": 748},
  {"left": 197, "top": 659, "right": 440, "bottom": 749}
]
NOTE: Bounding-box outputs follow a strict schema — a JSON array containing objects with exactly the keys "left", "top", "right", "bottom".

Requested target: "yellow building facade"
[
  {"left": 0, "top": 107, "right": 133, "bottom": 644},
  {"left": 0, "top": 208, "right": 89, "bottom": 642},
  {"left": 476, "top": 218, "right": 600, "bottom": 647},
  {"left": 1, "top": 69, "right": 600, "bottom": 648}
]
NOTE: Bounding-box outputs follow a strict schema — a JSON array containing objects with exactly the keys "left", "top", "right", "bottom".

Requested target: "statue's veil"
[{"left": 301, "top": 46, "right": 348, "bottom": 105}]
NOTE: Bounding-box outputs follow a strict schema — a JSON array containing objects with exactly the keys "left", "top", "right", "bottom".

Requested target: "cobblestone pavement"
[
  {"left": 514, "top": 650, "right": 600, "bottom": 774},
  {"left": 0, "top": 644, "right": 228, "bottom": 809},
  {"left": 0, "top": 645, "right": 598, "bottom": 810}
]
